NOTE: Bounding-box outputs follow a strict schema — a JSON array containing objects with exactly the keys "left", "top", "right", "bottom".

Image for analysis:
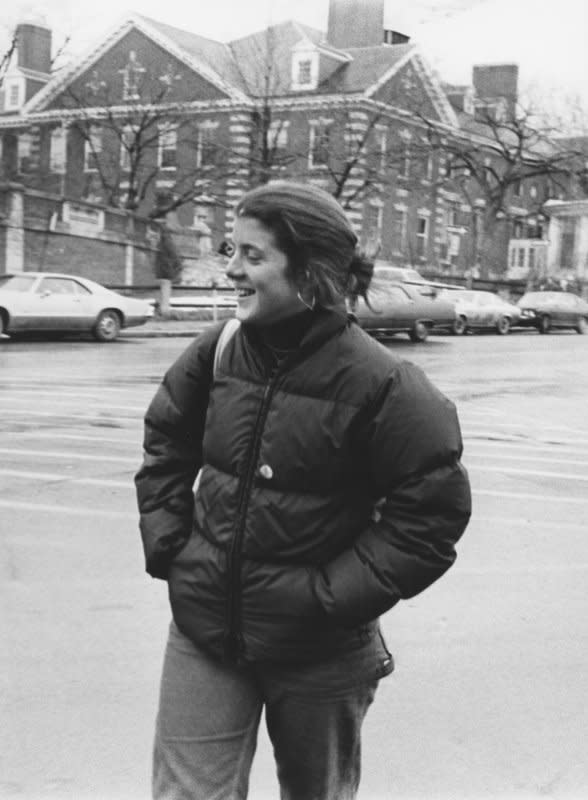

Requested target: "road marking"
[
  {"left": 467, "top": 433, "right": 588, "bottom": 447},
  {"left": 464, "top": 439, "right": 588, "bottom": 454},
  {"left": 0, "top": 499, "right": 136, "bottom": 519},
  {"left": 466, "top": 452, "right": 588, "bottom": 468},
  {"left": 0, "top": 432, "right": 140, "bottom": 446},
  {"left": 474, "top": 465, "right": 588, "bottom": 481},
  {"left": 455, "top": 563, "right": 588, "bottom": 575},
  {"left": 0, "top": 469, "right": 129, "bottom": 488},
  {"left": 0, "top": 447, "right": 138, "bottom": 464},
  {"left": 471, "top": 514, "right": 587, "bottom": 530},
  {"left": 462, "top": 419, "right": 581, "bottom": 434},
  {"left": 0, "top": 397, "right": 146, "bottom": 412},
  {"left": 0, "top": 409, "right": 142, "bottom": 424},
  {"left": 475, "top": 488, "right": 588, "bottom": 505}
]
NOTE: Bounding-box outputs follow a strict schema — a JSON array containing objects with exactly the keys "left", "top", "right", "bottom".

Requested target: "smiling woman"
[{"left": 135, "top": 179, "right": 471, "bottom": 800}]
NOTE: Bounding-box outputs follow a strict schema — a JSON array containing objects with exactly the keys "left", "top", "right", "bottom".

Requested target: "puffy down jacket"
[{"left": 135, "top": 307, "right": 471, "bottom": 664}]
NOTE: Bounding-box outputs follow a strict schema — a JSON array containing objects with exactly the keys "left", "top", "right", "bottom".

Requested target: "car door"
[
  {"left": 382, "top": 285, "right": 414, "bottom": 330},
  {"left": 34, "top": 277, "right": 94, "bottom": 331}
]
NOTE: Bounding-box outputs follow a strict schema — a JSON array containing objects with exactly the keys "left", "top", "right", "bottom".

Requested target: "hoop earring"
[{"left": 297, "top": 290, "right": 316, "bottom": 311}]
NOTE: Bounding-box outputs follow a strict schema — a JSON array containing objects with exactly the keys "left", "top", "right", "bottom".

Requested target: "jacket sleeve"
[
  {"left": 134, "top": 326, "right": 220, "bottom": 579},
  {"left": 313, "top": 360, "right": 472, "bottom": 626}
]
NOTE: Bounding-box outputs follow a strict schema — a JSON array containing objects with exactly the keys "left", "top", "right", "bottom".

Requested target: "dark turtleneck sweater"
[{"left": 243, "top": 309, "right": 316, "bottom": 366}]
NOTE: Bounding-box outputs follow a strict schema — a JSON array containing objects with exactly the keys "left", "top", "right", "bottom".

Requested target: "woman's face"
[{"left": 226, "top": 215, "right": 303, "bottom": 326}]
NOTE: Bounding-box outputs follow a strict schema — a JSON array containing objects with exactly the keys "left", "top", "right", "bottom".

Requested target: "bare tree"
[
  {"left": 62, "top": 69, "right": 239, "bottom": 219},
  {"left": 421, "top": 103, "right": 588, "bottom": 275},
  {"left": 0, "top": 30, "right": 17, "bottom": 90}
]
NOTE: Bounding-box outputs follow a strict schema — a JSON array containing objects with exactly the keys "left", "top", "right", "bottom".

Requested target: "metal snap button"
[{"left": 259, "top": 464, "right": 273, "bottom": 480}]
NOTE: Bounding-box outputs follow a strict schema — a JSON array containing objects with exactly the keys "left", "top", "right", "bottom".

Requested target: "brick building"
[{"left": 0, "top": 0, "right": 552, "bottom": 281}]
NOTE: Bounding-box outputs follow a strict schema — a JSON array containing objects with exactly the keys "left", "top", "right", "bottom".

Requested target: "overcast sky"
[{"left": 3, "top": 0, "right": 588, "bottom": 122}]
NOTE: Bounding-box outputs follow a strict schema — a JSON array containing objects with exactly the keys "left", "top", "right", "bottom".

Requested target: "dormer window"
[
  {"left": 291, "top": 49, "right": 318, "bottom": 91},
  {"left": 298, "top": 60, "right": 312, "bottom": 85},
  {"left": 5, "top": 79, "right": 23, "bottom": 111}
]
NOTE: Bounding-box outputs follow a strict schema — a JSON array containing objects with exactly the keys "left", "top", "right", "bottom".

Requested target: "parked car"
[
  {"left": 437, "top": 288, "right": 521, "bottom": 335},
  {"left": 0, "top": 272, "right": 153, "bottom": 342},
  {"left": 349, "top": 279, "right": 456, "bottom": 342},
  {"left": 516, "top": 291, "right": 588, "bottom": 334},
  {"left": 373, "top": 264, "right": 461, "bottom": 296}
]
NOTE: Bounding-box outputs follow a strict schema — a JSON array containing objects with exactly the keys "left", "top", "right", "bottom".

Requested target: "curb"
[{"left": 122, "top": 329, "right": 204, "bottom": 338}]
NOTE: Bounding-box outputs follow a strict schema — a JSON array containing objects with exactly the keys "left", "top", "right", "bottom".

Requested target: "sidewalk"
[{"left": 122, "top": 310, "right": 233, "bottom": 338}]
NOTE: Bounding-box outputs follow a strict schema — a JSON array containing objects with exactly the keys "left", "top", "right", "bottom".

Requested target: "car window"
[
  {"left": 38, "top": 278, "right": 78, "bottom": 295},
  {"left": 385, "top": 286, "right": 411, "bottom": 303},
  {"left": 0, "top": 275, "right": 37, "bottom": 291},
  {"left": 72, "top": 281, "right": 92, "bottom": 296}
]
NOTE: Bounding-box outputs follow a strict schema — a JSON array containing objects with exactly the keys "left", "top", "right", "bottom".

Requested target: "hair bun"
[{"left": 347, "top": 251, "right": 375, "bottom": 300}]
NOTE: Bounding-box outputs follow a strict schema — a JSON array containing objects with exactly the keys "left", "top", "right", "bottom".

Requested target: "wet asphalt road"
[{"left": 1, "top": 327, "right": 588, "bottom": 799}]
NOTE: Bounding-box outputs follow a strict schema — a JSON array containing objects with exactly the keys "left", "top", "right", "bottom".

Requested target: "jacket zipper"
[{"left": 224, "top": 362, "right": 283, "bottom": 661}]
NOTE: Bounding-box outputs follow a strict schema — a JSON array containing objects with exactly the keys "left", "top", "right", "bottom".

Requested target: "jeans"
[{"left": 153, "top": 621, "right": 393, "bottom": 800}]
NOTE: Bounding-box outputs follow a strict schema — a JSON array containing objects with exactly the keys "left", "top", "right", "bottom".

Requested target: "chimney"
[
  {"left": 327, "top": 0, "right": 385, "bottom": 48},
  {"left": 472, "top": 64, "right": 518, "bottom": 118},
  {"left": 16, "top": 22, "right": 52, "bottom": 75}
]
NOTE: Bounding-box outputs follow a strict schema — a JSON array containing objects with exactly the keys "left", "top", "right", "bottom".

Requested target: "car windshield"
[
  {"left": 0, "top": 275, "right": 37, "bottom": 292},
  {"left": 519, "top": 292, "right": 555, "bottom": 304}
]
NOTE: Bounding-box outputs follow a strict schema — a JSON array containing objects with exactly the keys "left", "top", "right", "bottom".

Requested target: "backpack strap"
[{"left": 213, "top": 317, "right": 241, "bottom": 377}]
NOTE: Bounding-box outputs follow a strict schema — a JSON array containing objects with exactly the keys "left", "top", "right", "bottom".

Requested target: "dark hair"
[{"left": 234, "top": 181, "right": 374, "bottom": 306}]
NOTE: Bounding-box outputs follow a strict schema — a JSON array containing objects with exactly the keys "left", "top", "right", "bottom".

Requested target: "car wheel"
[
  {"left": 0, "top": 311, "right": 7, "bottom": 340},
  {"left": 452, "top": 315, "right": 467, "bottom": 335},
  {"left": 538, "top": 314, "right": 551, "bottom": 334},
  {"left": 409, "top": 321, "right": 429, "bottom": 343},
  {"left": 576, "top": 317, "right": 587, "bottom": 334},
  {"left": 93, "top": 310, "right": 121, "bottom": 342},
  {"left": 496, "top": 316, "right": 511, "bottom": 335}
]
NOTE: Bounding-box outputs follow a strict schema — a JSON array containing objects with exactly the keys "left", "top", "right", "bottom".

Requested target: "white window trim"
[
  {"left": 196, "top": 120, "right": 219, "bottom": 169},
  {"left": 366, "top": 199, "right": 384, "bottom": 243},
  {"left": 268, "top": 119, "right": 290, "bottom": 151},
  {"left": 291, "top": 51, "right": 319, "bottom": 91},
  {"left": 5, "top": 78, "right": 24, "bottom": 111},
  {"left": 50, "top": 126, "right": 67, "bottom": 174},
  {"left": 392, "top": 204, "right": 408, "bottom": 254},
  {"left": 120, "top": 124, "right": 135, "bottom": 171},
  {"left": 375, "top": 125, "right": 387, "bottom": 170},
  {"left": 84, "top": 126, "right": 102, "bottom": 173},
  {"left": 416, "top": 214, "right": 429, "bottom": 259},
  {"left": 158, "top": 123, "right": 178, "bottom": 171},
  {"left": 308, "top": 119, "right": 332, "bottom": 170}
]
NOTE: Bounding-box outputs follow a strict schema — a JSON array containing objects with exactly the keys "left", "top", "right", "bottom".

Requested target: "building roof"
[{"left": 13, "top": 11, "right": 454, "bottom": 127}]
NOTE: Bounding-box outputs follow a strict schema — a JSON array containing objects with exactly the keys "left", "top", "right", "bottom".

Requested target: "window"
[
  {"left": 50, "top": 127, "right": 67, "bottom": 174},
  {"left": 401, "top": 141, "right": 411, "bottom": 178},
  {"left": 9, "top": 83, "right": 20, "bottom": 107},
  {"left": 298, "top": 60, "right": 312, "bottom": 85},
  {"left": 448, "top": 203, "right": 460, "bottom": 228},
  {"left": 197, "top": 122, "right": 219, "bottom": 168},
  {"left": 120, "top": 125, "right": 135, "bottom": 171},
  {"left": 513, "top": 219, "right": 524, "bottom": 239},
  {"left": 512, "top": 178, "right": 522, "bottom": 198},
  {"left": 84, "top": 126, "right": 102, "bottom": 172},
  {"left": 392, "top": 207, "right": 407, "bottom": 253},
  {"left": 17, "top": 132, "right": 33, "bottom": 173},
  {"left": 415, "top": 216, "right": 428, "bottom": 258},
  {"left": 159, "top": 125, "right": 177, "bottom": 170},
  {"left": 268, "top": 120, "right": 289, "bottom": 152},
  {"left": 37, "top": 277, "right": 90, "bottom": 295},
  {"left": 364, "top": 202, "right": 383, "bottom": 247},
  {"left": 309, "top": 121, "right": 331, "bottom": 169},
  {"left": 376, "top": 127, "right": 387, "bottom": 170},
  {"left": 425, "top": 152, "right": 434, "bottom": 181}
]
